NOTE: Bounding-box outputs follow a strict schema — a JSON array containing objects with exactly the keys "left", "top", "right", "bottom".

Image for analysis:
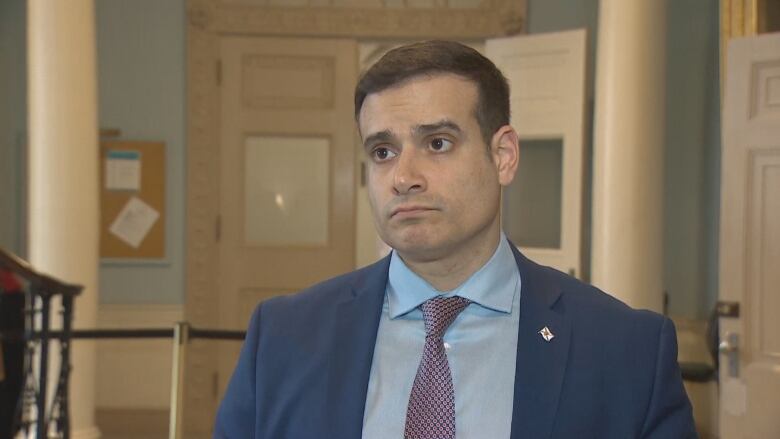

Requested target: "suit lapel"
[
  {"left": 509, "top": 246, "right": 571, "bottom": 439},
  {"left": 325, "top": 256, "right": 389, "bottom": 439}
]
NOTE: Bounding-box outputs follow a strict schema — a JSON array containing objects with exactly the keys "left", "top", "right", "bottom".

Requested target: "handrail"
[{"left": 0, "top": 246, "right": 82, "bottom": 297}]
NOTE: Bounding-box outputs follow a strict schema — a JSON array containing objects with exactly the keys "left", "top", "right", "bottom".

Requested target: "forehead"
[{"left": 358, "top": 74, "right": 479, "bottom": 137}]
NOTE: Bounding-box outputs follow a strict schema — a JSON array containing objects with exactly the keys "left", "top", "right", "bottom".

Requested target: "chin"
[{"left": 385, "top": 234, "right": 448, "bottom": 261}]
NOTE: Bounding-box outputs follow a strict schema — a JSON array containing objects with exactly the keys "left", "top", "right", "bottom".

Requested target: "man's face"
[{"left": 359, "top": 73, "right": 517, "bottom": 262}]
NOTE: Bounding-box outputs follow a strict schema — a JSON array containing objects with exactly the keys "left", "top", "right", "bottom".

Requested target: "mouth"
[{"left": 390, "top": 205, "right": 436, "bottom": 218}]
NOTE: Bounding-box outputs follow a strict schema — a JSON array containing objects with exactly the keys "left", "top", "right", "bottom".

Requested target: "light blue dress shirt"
[{"left": 362, "top": 234, "right": 522, "bottom": 439}]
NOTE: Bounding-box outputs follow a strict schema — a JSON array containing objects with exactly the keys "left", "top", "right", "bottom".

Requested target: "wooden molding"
[
  {"left": 184, "top": 17, "right": 222, "bottom": 435},
  {"left": 189, "top": 0, "right": 525, "bottom": 39}
]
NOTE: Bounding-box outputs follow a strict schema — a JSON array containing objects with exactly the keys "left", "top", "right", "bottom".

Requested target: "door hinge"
[
  {"left": 216, "top": 59, "right": 222, "bottom": 86},
  {"left": 215, "top": 215, "right": 221, "bottom": 242}
]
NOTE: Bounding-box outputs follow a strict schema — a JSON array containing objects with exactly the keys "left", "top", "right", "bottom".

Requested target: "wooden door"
[
  {"left": 718, "top": 32, "right": 780, "bottom": 438},
  {"left": 217, "top": 36, "right": 357, "bottom": 395}
]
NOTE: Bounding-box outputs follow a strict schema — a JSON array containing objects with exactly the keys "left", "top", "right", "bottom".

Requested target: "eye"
[
  {"left": 371, "top": 147, "right": 397, "bottom": 162},
  {"left": 429, "top": 137, "right": 454, "bottom": 152}
]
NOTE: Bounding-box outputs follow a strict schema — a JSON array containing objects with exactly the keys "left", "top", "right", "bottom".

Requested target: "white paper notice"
[
  {"left": 109, "top": 197, "right": 160, "bottom": 248},
  {"left": 106, "top": 150, "right": 141, "bottom": 191}
]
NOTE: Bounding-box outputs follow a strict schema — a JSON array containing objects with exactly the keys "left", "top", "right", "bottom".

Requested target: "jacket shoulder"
[{"left": 530, "top": 260, "right": 666, "bottom": 332}]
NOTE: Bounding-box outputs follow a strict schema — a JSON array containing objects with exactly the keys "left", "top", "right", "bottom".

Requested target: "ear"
[{"left": 490, "top": 125, "right": 520, "bottom": 187}]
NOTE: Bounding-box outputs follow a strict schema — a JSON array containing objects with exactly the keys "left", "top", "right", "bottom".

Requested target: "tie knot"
[{"left": 421, "top": 296, "right": 470, "bottom": 338}]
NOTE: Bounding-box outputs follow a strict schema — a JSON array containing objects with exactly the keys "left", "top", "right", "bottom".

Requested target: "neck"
[{"left": 398, "top": 224, "right": 502, "bottom": 292}]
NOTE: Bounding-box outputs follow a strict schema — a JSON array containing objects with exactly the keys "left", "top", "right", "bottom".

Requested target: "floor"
[{"left": 96, "top": 408, "right": 168, "bottom": 439}]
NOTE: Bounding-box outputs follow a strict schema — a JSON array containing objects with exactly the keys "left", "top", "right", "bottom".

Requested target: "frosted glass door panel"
[
  {"left": 503, "top": 138, "right": 563, "bottom": 248},
  {"left": 244, "top": 136, "right": 330, "bottom": 246}
]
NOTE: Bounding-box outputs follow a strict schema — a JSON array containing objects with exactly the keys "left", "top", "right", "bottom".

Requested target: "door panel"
[
  {"left": 242, "top": 135, "right": 331, "bottom": 246},
  {"left": 719, "top": 32, "right": 780, "bottom": 438},
  {"left": 487, "top": 30, "right": 588, "bottom": 277},
  {"left": 218, "top": 36, "right": 357, "bottom": 395}
]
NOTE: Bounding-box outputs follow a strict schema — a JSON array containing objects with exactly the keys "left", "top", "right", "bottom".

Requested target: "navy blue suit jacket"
[{"left": 214, "top": 246, "right": 697, "bottom": 438}]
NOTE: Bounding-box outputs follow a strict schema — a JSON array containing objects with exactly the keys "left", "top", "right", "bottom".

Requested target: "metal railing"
[{"left": 1, "top": 247, "right": 81, "bottom": 439}]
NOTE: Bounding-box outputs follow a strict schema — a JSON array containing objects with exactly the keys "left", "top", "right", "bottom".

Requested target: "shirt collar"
[{"left": 387, "top": 233, "right": 520, "bottom": 318}]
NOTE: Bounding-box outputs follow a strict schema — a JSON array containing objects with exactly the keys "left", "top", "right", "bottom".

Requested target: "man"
[{"left": 214, "top": 41, "right": 696, "bottom": 439}]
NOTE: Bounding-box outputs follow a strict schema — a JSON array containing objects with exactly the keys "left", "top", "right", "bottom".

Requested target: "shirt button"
[{"left": 443, "top": 342, "right": 451, "bottom": 350}]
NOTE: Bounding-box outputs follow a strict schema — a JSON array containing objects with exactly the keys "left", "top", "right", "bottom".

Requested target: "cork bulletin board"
[{"left": 99, "top": 140, "right": 166, "bottom": 260}]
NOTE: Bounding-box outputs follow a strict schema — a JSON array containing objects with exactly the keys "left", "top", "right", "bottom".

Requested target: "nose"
[{"left": 393, "top": 148, "right": 426, "bottom": 195}]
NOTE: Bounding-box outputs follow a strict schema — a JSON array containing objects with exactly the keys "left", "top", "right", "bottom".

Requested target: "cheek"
[
  {"left": 366, "top": 185, "right": 380, "bottom": 213},
  {"left": 454, "top": 165, "right": 500, "bottom": 212},
  {"left": 366, "top": 177, "right": 386, "bottom": 218}
]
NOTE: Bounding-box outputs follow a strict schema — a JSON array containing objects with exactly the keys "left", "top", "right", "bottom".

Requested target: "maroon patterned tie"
[{"left": 404, "top": 296, "right": 471, "bottom": 439}]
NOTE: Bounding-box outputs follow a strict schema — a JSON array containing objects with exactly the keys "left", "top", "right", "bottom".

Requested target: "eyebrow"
[
  {"left": 361, "top": 119, "right": 464, "bottom": 150},
  {"left": 413, "top": 119, "right": 463, "bottom": 137},
  {"left": 362, "top": 130, "right": 395, "bottom": 150}
]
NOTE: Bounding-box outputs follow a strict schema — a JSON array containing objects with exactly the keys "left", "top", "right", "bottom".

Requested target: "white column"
[
  {"left": 591, "top": 0, "right": 667, "bottom": 312},
  {"left": 28, "top": 1, "right": 100, "bottom": 438}
]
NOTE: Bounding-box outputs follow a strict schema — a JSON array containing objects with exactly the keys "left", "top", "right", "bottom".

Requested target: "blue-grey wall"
[
  {"left": 0, "top": 1, "right": 26, "bottom": 256},
  {"left": 664, "top": 0, "right": 721, "bottom": 318},
  {"left": 96, "top": 0, "right": 186, "bottom": 304}
]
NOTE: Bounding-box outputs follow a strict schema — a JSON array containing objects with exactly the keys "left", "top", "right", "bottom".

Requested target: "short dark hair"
[{"left": 354, "top": 40, "right": 510, "bottom": 145}]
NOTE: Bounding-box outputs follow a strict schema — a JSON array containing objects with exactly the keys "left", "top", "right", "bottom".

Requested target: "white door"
[
  {"left": 719, "top": 32, "right": 780, "bottom": 439},
  {"left": 486, "top": 30, "right": 588, "bottom": 278}
]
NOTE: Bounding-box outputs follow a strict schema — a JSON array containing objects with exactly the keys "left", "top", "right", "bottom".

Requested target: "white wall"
[{"left": 96, "top": 304, "right": 183, "bottom": 409}]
